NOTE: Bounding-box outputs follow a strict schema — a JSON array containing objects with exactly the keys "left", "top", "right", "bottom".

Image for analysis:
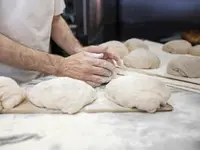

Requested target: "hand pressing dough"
[
  {"left": 0, "top": 76, "right": 25, "bottom": 111},
  {"left": 163, "top": 40, "right": 192, "bottom": 54},
  {"left": 124, "top": 38, "right": 149, "bottom": 52},
  {"left": 27, "top": 77, "right": 97, "bottom": 114},
  {"left": 123, "top": 48, "right": 160, "bottom": 69},
  {"left": 167, "top": 55, "right": 200, "bottom": 78},
  {"left": 100, "top": 41, "right": 129, "bottom": 58},
  {"left": 189, "top": 45, "right": 200, "bottom": 56},
  {"left": 105, "top": 76, "right": 171, "bottom": 113}
]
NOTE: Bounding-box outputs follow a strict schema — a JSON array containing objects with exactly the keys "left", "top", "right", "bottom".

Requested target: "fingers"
[
  {"left": 103, "top": 50, "right": 122, "bottom": 66},
  {"left": 85, "top": 81, "right": 100, "bottom": 88},
  {"left": 87, "top": 45, "right": 108, "bottom": 54},
  {"left": 84, "top": 52, "right": 104, "bottom": 59},
  {"left": 90, "top": 66, "right": 112, "bottom": 77},
  {"left": 91, "top": 58, "right": 116, "bottom": 72},
  {"left": 88, "top": 45, "right": 122, "bottom": 66},
  {"left": 85, "top": 75, "right": 112, "bottom": 84}
]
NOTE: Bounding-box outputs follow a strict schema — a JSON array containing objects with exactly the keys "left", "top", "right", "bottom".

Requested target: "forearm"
[
  {"left": 51, "top": 15, "right": 82, "bottom": 55},
  {"left": 0, "top": 33, "right": 64, "bottom": 76}
]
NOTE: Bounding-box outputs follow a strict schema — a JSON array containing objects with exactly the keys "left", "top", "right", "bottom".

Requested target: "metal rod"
[{"left": 83, "top": 0, "right": 87, "bottom": 35}]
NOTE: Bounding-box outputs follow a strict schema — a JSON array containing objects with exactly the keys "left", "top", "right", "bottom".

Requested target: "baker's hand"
[
  {"left": 76, "top": 45, "right": 122, "bottom": 66},
  {"left": 57, "top": 46, "right": 116, "bottom": 87}
]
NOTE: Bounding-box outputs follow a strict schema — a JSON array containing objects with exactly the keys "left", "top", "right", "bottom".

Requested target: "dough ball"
[
  {"left": 167, "top": 55, "right": 200, "bottom": 78},
  {"left": 0, "top": 76, "right": 25, "bottom": 111},
  {"left": 189, "top": 45, "right": 200, "bottom": 56},
  {"left": 100, "top": 41, "right": 129, "bottom": 58},
  {"left": 123, "top": 48, "right": 160, "bottom": 69},
  {"left": 163, "top": 40, "right": 192, "bottom": 54},
  {"left": 105, "top": 76, "right": 171, "bottom": 113},
  {"left": 27, "top": 77, "right": 97, "bottom": 114},
  {"left": 124, "top": 38, "right": 149, "bottom": 52}
]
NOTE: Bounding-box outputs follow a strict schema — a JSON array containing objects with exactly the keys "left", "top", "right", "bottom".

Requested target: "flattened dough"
[
  {"left": 105, "top": 76, "right": 171, "bottom": 113},
  {"left": 100, "top": 41, "right": 129, "bottom": 58},
  {"left": 123, "top": 48, "right": 160, "bottom": 69},
  {"left": 189, "top": 45, "right": 200, "bottom": 56},
  {"left": 27, "top": 77, "right": 97, "bottom": 114},
  {"left": 0, "top": 76, "right": 25, "bottom": 111},
  {"left": 167, "top": 55, "right": 200, "bottom": 78},
  {"left": 124, "top": 38, "right": 149, "bottom": 52},
  {"left": 163, "top": 40, "right": 192, "bottom": 54}
]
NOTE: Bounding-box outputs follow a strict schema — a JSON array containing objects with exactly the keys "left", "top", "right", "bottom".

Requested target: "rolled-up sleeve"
[{"left": 54, "top": 0, "right": 65, "bottom": 16}]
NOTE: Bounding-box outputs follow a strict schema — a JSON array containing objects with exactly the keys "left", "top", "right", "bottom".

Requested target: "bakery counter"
[{"left": 0, "top": 87, "right": 200, "bottom": 150}]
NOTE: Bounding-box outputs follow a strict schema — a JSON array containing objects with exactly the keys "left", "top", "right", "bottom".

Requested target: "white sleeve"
[{"left": 54, "top": 0, "right": 65, "bottom": 16}]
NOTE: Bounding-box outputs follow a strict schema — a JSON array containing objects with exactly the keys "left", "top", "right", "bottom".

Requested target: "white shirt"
[{"left": 0, "top": 0, "right": 65, "bottom": 83}]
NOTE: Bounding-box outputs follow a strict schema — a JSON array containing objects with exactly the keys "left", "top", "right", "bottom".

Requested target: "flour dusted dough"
[
  {"left": 189, "top": 45, "right": 200, "bottom": 56},
  {"left": 123, "top": 48, "right": 160, "bottom": 69},
  {"left": 27, "top": 77, "right": 97, "bottom": 114},
  {"left": 105, "top": 76, "right": 171, "bottom": 113},
  {"left": 0, "top": 76, "right": 25, "bottom": 111},
  {"left": 100, "top": 41, "right": 129, "bottom": 58},
  {"left": 124, "top": 38, "right": 149, "bottom": 52},
  {"left": 163, "top": 40, "right": 192, "bottom": 54},
  {"left": 167, "top": 55, "right": 200, "bottom": 78}
]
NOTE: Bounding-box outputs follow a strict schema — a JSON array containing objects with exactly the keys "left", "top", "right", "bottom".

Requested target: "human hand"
[
  {"left": 76, "top": 45, "right": 122, "bottom": 66},
  {"left": 57, "top": 46, "right": 117, "bottom": 87}
]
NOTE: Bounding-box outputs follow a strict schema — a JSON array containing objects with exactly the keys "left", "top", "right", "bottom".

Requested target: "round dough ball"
[
  {"left": 189, "top": 45, "right": 200, "bottom": 56},
  {"left": 163, "top": 40, "right": 192, "bottom": 54},
  {"left": 123, "top": 48, "right": 160, "bottom": 69},
  {"left": 27, "top": 77, "right": 97, "bottom": 114},
  {"left": 167, "top": 55, "right": 200, "bottom": 78},
  {"left": 124, "top": 38, "right": 149, "bottom": 52},
  {"left": 0, "top": 76, "right": 25, "bottom": 111},
  {"left": 100, "top": 41, "right": 129, "bottom": 58},
  {"left": 105, "top": 76, "right": 171, "bottom": 113}
]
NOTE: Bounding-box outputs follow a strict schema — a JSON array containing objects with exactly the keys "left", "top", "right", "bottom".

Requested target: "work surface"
[{"left": 0, "top": 88, "right": 200, "bottom": 150}]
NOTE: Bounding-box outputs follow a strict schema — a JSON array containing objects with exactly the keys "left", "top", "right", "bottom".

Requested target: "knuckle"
[
  {"left": 83, "top": 66, "right": 91, "bottom": 73},
  {"left": 94, "top": 59, "right": 102, "bottom": 66}
]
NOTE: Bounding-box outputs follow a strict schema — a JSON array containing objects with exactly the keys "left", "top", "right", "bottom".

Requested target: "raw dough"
[
  {"left": 100, "top": 41, "right": 129, "bottom": 58},
  {"left": 167, "top": 55, "right": 200, "bottom": 78},
  {"left": 0, "top": 76, "right": 25, "bottom": 111},
  {"left": 105, "top": 76, "right": 171, "bottom": 113},
  {"left": 189, "top": 45, "right": 200, "bottom": 56},
  {"left": 123, "top": 48, "right": 160, "bottom": 69},
  {"left": 163, "top": 40, "right": 192, "bottom": 54},
  {"left": 27, "top": 77, "right": 97, "bottom": 114},
  {"left": 124, "top": 38, "right": 149, "bottom": 52}
]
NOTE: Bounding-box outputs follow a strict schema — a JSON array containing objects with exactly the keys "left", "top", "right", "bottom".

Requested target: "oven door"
[{"left": 75, "top": 0, "right": 104, "bottom": 45}]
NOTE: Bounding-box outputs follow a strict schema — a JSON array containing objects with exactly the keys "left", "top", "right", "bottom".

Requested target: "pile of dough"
[
  {"left": 163, "top": 40, "right": 192, "bottom": 54},
  {"left": 105, "top": 76, "right": 171, "bottom": 113},
  {"left": 167, "top": 55, "right": 200, "bottom": 78},
  {"left": 124, "top": 38, "right": 149, "bottom": 52},
  {"left": 100, "top": 41, "right": 129, "bottom": 58},
  {"left": 0, "top": 76, "right": 25, "bottom": 111},
  {"left": 123, "top": 48, "right": 160, "bottom": 69},
  {"left": 189, "top": 45, "right": 200, "bottom": 56},
  {"left": 27, "top": 77, "right": 97, "bottom": 114}
]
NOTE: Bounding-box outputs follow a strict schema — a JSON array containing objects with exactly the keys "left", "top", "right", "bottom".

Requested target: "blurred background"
[{"left": 51, "top": 0, "right": 200, "bottom": 56}]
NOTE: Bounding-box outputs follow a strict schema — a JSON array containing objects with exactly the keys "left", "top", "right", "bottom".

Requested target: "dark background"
[{"left": 51, "top": 0, "right": 200, "bottom": 56}]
